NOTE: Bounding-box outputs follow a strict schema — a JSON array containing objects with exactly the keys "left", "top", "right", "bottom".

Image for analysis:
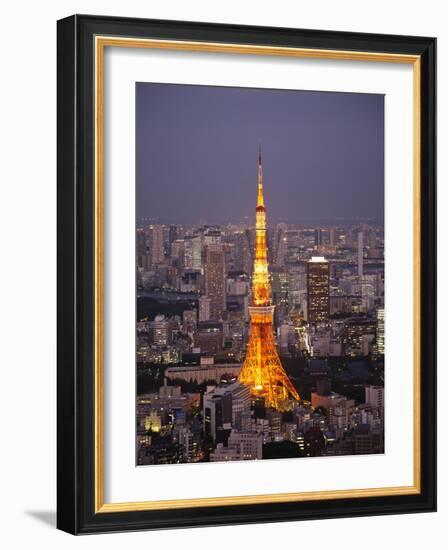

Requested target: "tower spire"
[{"left": 257, "top": 143, "right": 264, "bottom": 208}]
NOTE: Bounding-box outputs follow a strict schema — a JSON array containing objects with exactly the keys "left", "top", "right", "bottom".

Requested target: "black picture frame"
[{"left": 57, "top": 14, "right": 436, "bottom": 535}]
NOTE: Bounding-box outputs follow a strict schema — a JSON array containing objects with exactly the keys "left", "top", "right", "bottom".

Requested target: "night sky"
[{"left": 136, "top": 83, "right": 384, "bottom": 225}]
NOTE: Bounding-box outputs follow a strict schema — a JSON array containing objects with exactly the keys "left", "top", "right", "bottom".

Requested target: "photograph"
[
  {"left": 53, "top": 10, "right": 436, "bottom": 536},
  {"left": 135, "top": 83, "right": 385, "bottom": 466}
]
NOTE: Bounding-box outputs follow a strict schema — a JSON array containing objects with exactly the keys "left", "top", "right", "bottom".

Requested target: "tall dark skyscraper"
[
  {"left": 136, "top": 228, "right": 147, "bottom": 268},
  {"left": 357, "top": 231, "right": 364, "bottom": 277},
  {"left": 148, "top": 224, "right": 165, "bottom": 266},
  {"left": 307, "top": 256, "right": 330, "bottom": 324},
  {"left": 204, "top": 244, "right": 226, "bottom": 321}
]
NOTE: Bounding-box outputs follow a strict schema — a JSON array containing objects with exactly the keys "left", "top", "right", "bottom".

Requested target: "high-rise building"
[
  {"left": 228, "top": 382, "right": 251, "bottom": 428},
  {"left": 168, "top": 224, "right": 184, "bottom": 256},
  {"left": 329, "top": 227, "right": 337, "bottom": 247},
  {"left": 306, "top": 257, "right": 330, "bottom": 324},
  {"left": 314, "top": 228, "right": 322, "bottom": 247},
  {"left": 170, "top": 239, "right": 184, "bottom": 266},
  {"left": 288, "top": 265, "right": 307, "bottom": 313},
  {"left": 342, "top": 317, "right": 376, "bottom": 356},
  {"left": 271, "top": 267, "right": 289, "bottom": 326},
  {"left": 273, "top": 222, "right": 288, "bottom": 266},
  {"left": 204, "top": 243, "right": 226, "bottom": 320},
  {"left": 357, "top": 231, "right": 364, "bottom": 277},
  {"left": 365, "top": 385, "right": 384, "bottom": 408},
  {"left": 176, "top": 426, "right": 195, "bottom": 463},
  {"left": 266, "top": 408, "right": 282, "bottom": 440},
  {"left": 136, "top": 228, "right": 147, "bottom": 268},
  {"left": 203, "top": 226, "right": 222, "bottom": 246},
  {"left": 203, "top": 381, "right": 250, "bottom": 440},
  {"left": 148, "top": 224, "right": 165, "bottom": 266},
  {"left": 238, "top": 148, "right": 300, "bottom": 410},
  {"left": 138, "top": 227, "right": 153, "bottom": 271},
  {"left": 184, "top": 235, "right": 202, "bottom": 271},
  {"left": 203, "top": 388, "right": 232, "bottom": 440},
  {"left": 376, "top": 307, "right": 385, "bottom": 355},
  {"left": 150, "top": 315, "right": 176, "bottom": 347}
]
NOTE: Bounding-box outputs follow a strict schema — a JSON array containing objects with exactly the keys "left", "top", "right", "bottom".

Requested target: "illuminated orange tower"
[{"left": 239, "top": 147, "right": 300, "bottom": 410}]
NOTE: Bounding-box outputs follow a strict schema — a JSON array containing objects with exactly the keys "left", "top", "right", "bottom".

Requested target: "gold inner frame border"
[{"left": 94, "top": 35, "right": 421, "bottom": 513}]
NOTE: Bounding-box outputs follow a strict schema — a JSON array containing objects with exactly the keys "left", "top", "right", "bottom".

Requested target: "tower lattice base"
[{"left": 239, "top": 306, "right": 300, "bottom": 410}]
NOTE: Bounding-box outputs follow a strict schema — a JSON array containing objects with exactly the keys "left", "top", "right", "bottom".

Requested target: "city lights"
[{"left": 136, "top": 150, "right": 385, "bottom": 465}]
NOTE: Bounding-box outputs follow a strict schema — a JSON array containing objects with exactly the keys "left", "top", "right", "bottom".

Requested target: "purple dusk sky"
[{"left": 136, "top": 83, "right": 384, "bottom": 225}]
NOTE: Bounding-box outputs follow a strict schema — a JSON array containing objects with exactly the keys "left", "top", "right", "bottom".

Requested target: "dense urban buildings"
[{"left": 136, "top": 156, "right": 385, "bottom": 466}]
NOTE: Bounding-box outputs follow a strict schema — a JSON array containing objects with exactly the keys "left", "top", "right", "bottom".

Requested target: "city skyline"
[
  {"left": 138, "top": 216, "right": 384, "bottom": 226},
  {"left": 136, "top": 83, "right": 384, "bottom": 224},
  {"left": 136, "top": 84, "right": 385, "bottom": 466}
]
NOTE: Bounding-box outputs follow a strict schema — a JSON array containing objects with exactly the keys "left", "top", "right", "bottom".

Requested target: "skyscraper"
[
  {"left": 357, "top": 231, "right": 364, "bottom": 277},
  {"left": 136, "top": 228, "right": 147, "bottom": 268},
  {"left": 307, "top": 256, "right": 330, "bottom": 324},
  {"left": 168, "top": 224, "right": 184, "bottom": 256},
  {"left": 271, "top": 267, "right": 289, "bottom": 326},
  {"left": 238, "top": 148, "right": 300, "bottom": 410},
  {"left": 184, "top": 234, "right": 202, "bottom": 270},
  {"left": 204, "top": 244, "right": 226, "bottom": 320},
  {"left": 148, "top": 224, "right": 165, "bottom": 266},
  {"left": 273, "top": 222, "right": 288, "bottom": 266},
  {"left": 329, "top": 227, "right": 337, "bottom": 247},
  {"left": 203, "top": 381, "right": 250, "bottom": 440},
  {"left": 151, "top": 315, "right": 175, "bottom": 347},
  {"left": 376, "top": 307, "right": 385, "bottom": 355}
]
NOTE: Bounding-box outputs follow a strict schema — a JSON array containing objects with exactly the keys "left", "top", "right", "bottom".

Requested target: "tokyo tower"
[{"left": 238, "top": 147, "right": 301, "bottom": 410}]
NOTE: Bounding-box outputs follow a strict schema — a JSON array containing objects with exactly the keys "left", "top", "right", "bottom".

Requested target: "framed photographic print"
[{"left": 57, "top": 15, "right": 436, "bottom": 534}]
